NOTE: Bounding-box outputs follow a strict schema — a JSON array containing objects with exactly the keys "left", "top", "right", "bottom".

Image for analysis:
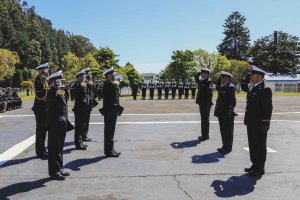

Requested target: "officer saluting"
[
  {"left": 214, "top": 71, "right": 237, "bottom": 154},
  {"left": 72, "top": 70, "right": 89, "bottom": 150},
  {"left": 32, "top": 63, "right": 49, "bottom": 159},
  {"left": 195, "top": 67, "right": 213, "bottom": 141},
  {"left": 46, "top": 71, "right": 74, "bottom": 180},
  {"left": 241, "top": 66, "right": 273, "bottom": 176},
  {"left": 100, "top": 67, "right": 123, "bottom": 157},
  {"left": 83, "top": 67, "right": 97, "bottom": 142}
]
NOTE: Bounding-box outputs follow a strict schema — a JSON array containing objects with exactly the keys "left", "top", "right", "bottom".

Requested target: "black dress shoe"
[
  {"left": 60, "top": 170, "right": 70, "bottom": 177},
  {"left": 198, "top": 136, "right": 209, "bottom": 141},
  {"left": 50, "top": 172, "right": 65, "bottom": 180},
  {"left": 76, "top": 145, "right": 87, "bottom": 150},
  {"left": 82, "top": 143, "right": 88, "bottom": 148},
  {"left": 37, "top": 153, "right": 48, "bottom": 159},
  {"left": 83, "top": 137, "right": 92, "bottom": 142},
  {"left": 113, "top": 150, "right": 121, "bottom": 155},
  {"left": 217, "top": 148, "right": 231, "bottom": 154},
  {"left": 244, "top": 166, "right": 254, "bottom": 173},
  {"left": 247, "top": 170, "right": 265, "bottom": 176},
  {"left": 106, "top": 151, "right": 120, "bottom": 158}
]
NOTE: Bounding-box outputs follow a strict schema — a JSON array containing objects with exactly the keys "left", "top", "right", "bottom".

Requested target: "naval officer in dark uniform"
[
  {"left": 241, "top": 66, "right": 273, "bottom": 176},
  {"left": 214, "top": 71, "right": 237, "bottom": 154},
  {"left": 178, "top": 79, "right": 184, "bottom": 99},
  {"left": 72, "top": 70, "right": 90, "bottom": 150},
  {"left": 171, "top": 79, "right": 177, "bottom": 99},
  {"left": 191, "top": 80, "right": 197, "bottom": 99},
  {"left": 141, "top": 80, "right": 147, "bottom": 100},
  {"left": 100, "top": 67, "right": 123, "bottom": 157},
  {"left": 195, "top": 67, "right": 213, "bottom": 141},
  {"left": 156, "top": 80, "right": 163, "bottom": 100},
  {"left": 148, "top": 80, "right": 155, "bottom": 100},
  {"left": 46, "top": 70, "right": 74, "bottom": 180},
  {"left": 32, "top": 63, "right": 49, "bottom": 159},
  {"left": 164, "top": 79, "right": 170, "bottom": 100}
]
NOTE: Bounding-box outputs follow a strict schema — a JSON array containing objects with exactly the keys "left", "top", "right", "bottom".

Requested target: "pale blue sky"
[{"left": 27, "top": 0, "right": 300, "bottom": 73}]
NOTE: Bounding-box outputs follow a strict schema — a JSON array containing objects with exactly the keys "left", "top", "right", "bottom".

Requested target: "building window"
[
  {"left": 283, "top": 84, "right": 297, "bottom": 92},
  {"left": 275, "top": 84, "right": 283, "bottom": 92}
]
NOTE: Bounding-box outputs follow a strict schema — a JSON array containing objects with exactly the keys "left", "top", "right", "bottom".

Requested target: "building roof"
[{"left": 265, "top": 74, "right": 300, "bottom": 82}]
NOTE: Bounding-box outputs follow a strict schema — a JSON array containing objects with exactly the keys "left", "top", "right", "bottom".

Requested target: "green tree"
[
  {"left": 69, "top": 35, "right": 96, "bottom": 58},
  {"left": 93, "top": 47, "right": 119, "bottom": 70},
  {"left": 218, "top": 11, "right": 251, "bottom": 61},
  {"left": 81, "top": 53, "right": 101, "bottom": 78},
  {"left": 122, "top": 64, "right": 142, "bottom": 85},
  {"left": 61, "top": 52, "right": 81, "bottom": 80},
  {"left": 161, "top": 50, "right": 197, "bottom": 81},
  {"left": 229, "top": 59, "right": 251, "bottom": 84},
  {"left": 0, "top": 49, "right": 19, "bottom": 81},
  {"left": 250, "top": 31, "right": 300, "bottom": 73}
]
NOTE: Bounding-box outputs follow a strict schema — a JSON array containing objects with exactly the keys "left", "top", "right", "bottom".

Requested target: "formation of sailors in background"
[
  {"left": 135, "top": 79, "right": 198, "bottom": 100},
  {"left": 32, "top": 63, "right": 123, "bottom": 180},
  {"left": 31, "top": 62, "right": 272, "bottom": 180},
  {"left": 0, "top": 87, "right": 22, "bottom": 112}
]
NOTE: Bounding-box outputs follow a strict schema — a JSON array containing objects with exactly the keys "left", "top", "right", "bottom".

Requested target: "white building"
[
  {"left": 265, "top": 74, "right": 300, "bottom": 93},
  {"left": 141, "top": 73, "right": 159, "bottom": 84}
]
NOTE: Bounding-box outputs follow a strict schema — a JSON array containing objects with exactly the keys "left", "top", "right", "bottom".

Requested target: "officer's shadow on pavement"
[
  {"left": 170, "top": 140, "right": 201, "bottom": 149},
  {"left": 0, "top": 177, "right": 51, "bottom": 200},
  {"left": 211, "top": 174, "right": 262, "bottom": 198},
  {"left": 191, "top": 152, "right": 225, "bottom": 164},
  {"left": 64, "top": 156, "right": 106, "bottom": 171},
  {"left": 0, "top": 156, "right": 36, "bottom": 168}
]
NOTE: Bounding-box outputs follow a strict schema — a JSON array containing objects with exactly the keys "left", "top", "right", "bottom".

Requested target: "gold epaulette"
[
  {"left": 81, "top": 82, "right": 87, "bottom": 87},
  {"left": 56, "top": 89, "right": 65, "bottom": 96}
]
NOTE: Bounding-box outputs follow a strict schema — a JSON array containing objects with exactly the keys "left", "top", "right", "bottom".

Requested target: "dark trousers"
[
  {"left": 171, "top": 88, "right": 176, "bottom": 99},
  {"left": 74, "top": 111, "right": 87, "bottom": 147},
  {"left": 142, "top": 89, "right": 146, "bottom": 99},
  {"left": 48, "top": 128, "right": 66, "bottom": 176},
  {"left": 178, "top": 89, "right": 184, "bottom": 98},
  {"left": 199, "top": 105, "right": 211, "bottom": 139},
  {"left": 247, "top": 125, "right": 269, "bottom": 170},
  {"left": 150, "top": 89, "right": 154, "bottom": 99},
  {"left": 184, "top": 89, "right": 189, "bottom": 98},
  {"left": 157, "top": 89, "right": 162, "bottom": 99},
  {"left": 34, "top": 110, "right": 47, "bottom": 155},
  {"left": 83, "top": 110, "right": 91, "bottom": 139},
  {"left": 218, "top": 116, "right": 234, "bottom": 151},
  {"left": 191, "top": 89, "right": 196, "bottom": 98},
  {"left": 132, "top": 91, "right": 137, "bottom": 100},
  {"left": 165, "top": 89, "right": 169, "bottom": 99},
  {"left": 104, "top": 115, "right": 117, "bottom": 155}
]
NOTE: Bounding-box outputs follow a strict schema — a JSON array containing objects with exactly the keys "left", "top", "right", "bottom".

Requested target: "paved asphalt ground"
[{"left": 0, "top": 96, "right": 300, "bottom": 200}]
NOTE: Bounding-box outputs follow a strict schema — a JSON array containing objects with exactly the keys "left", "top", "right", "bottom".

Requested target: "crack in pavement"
[{"left": 174, "top": 175, "right": 193, "bottom": 200}]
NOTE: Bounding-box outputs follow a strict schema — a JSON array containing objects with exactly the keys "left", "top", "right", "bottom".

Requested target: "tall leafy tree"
[
  {"left": 93, "top": 47, "right": 119, "bottom": 70},
  {"left": 69, "top": 35, "right": 96, "bottom": 58},
  {"left": 250, "top": 31, "right": 300, "bottom": 73},
  {"left": 218, "top": 11, "right": 251, "bottom": 61},
  {"left": 0, "top": 49, "right": 19, "bottom": 81}
]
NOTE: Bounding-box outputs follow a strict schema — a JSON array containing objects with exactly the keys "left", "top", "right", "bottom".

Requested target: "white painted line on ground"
[
  {"left": 243, "top": 147, "right": 277, "bottom": 153},
  {"left": 0, "top": 134, "right": 35, "bottom": 167}
]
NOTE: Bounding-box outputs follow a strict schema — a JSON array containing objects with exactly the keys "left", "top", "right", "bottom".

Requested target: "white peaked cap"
[
  {"left": 75, "top": 69, "right": 86, "bottom": 78},
  {"left": 251, "top": 65, "right": 268, "bottom": 75},
  {"left": 36, "top": 63, "right": 49, "bottom": 70},
  {"left": 47, "top": 70, "right": 63, "bottom": 81},
  {"left": 221, "top": 71, "right": 233, "bottom": 77},
  {"left": 103, "top": 67, "right": 114, "bottom": 76},
  {"left": 83, "top": 67, "right": 91, "bottom": 73},
  {"left": 200, "top": 67, "right": 211, "bottom": 73}
]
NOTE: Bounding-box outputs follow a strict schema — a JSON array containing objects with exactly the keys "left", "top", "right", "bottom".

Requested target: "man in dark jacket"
[
  {"left": 178, "top": 79, "right": 184, "bottom": 99},
  {"left": 214, "top": 71, "right": 237, "bottom": 154},
  {"left": 148, "top": 80, "right": 155, "bottom": 100},
  {"left": 131, "top": 80, "right": 139, "bottom": 100},
  {"left": 156, "top": 80, "right": 163, "bottom": 100},
  {"left": 195, "top": 67, "right": 213, "bottom": 141},
  {"left": 141, "top": 80, "right": 147, "bottom": 100},
  {"left": 47, "top": 70, "right": 74, "bottom": 180},
  {"left": 191, "top": 80, "right": 197, "bottom": 99},
  {"left": 164, "top": 79, "right": 170, "bottom": 100},
  {"left": 100, "top": 67, "right": 123, "bottom": 158},
  {"left": 72, "top": 70, "right": 90, "bottom": 150},
  {"left": 32, "top": 63, "right": 49, "bottom": 159},
  {"left": 171, "top": 79, "right": 177, "bottom": 99},
  {"left": 184, "top": 80, "right": 190, "bottom": 99},
  {"left": 241, "top": 66, "right": 273, "bottom": 176}
]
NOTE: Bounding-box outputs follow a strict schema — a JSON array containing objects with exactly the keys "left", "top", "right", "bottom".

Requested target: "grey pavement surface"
[{"left": 0, "top": 96, "right": 300, "bottom": 200}]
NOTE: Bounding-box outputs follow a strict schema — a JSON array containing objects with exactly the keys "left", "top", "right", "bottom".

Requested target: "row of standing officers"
[
  {"left": 32, "top": 63, "right": 122, "bottom": 180},
  {"left": 132, "top": 79, "right": 198, "bottom": 100}
]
